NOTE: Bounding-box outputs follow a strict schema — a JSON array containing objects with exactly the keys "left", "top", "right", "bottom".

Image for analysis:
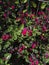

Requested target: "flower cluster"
[{"left": 0, "top": 0, "right": 49, "bottom": 65}]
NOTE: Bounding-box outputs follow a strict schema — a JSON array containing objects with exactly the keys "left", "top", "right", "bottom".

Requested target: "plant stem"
[{"left": 28, "top": 0, "right": 30, "bottom": 14}]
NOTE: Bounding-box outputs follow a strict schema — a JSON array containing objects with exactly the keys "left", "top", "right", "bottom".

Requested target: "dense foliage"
[{"left": 0, "top": 0, "right": 49, "bottom": 65}]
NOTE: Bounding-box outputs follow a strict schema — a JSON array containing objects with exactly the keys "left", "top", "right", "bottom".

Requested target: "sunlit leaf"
[
  {"left": 15, "top": 0, "right": 19, "bottom": 4},
  {"left": 3, "top": 41, "right": 11, "bottom": 49},
  {"left": 32, "top": 2, "right": 37, "bottom": 8},
  {"left": 46, "top": 58, "right": 49, "bottom": 63},
  {"left": 4, "top": 53, "right": 11, "bottom": 60},
  {"left": 23, "top": 9, "right": 27, "bottom": 13},
  {"left": 41, "top": 2, "right": 47, "bottom": 10},
  {"left": 22, "top": 0, "right": 27, "bottom": 3},
  {"left": 0, "top": 38, "right": 2, "bottom": 44},
  {"left": 0, "top": 59, "right": 4, "bottom": 64},
  {"left": 0, "top": 45, "right": 2, "bottom": 50}
]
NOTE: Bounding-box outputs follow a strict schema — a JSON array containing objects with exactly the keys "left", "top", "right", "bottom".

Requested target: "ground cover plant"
[{"left": 0, "top": 0, "right": 49, "bottom": 65}]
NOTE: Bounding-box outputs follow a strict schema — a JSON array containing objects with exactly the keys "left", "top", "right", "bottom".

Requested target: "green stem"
[
  {"left": 18, "top": 0, "right": 21, "bottom": 5},
  {"left": 28, "top": 0, "right": 30, "bottom": 13}
]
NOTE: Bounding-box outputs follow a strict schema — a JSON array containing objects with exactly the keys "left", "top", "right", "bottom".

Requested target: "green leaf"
[
  {"left": 17, "top": 24, "right": 24, "bottom": 35},
  {"left": 47, "top": 2, "right": 49, "bottom": 5},
  {"left": 4, "top": 53, "right": 11, "bottom": 60},
  {"left": 12, "top": 13, "right": 16, "bottom": 18},
  {"left": 0, "top": 38, "right": 2, "bottom": 44},
  {"left": 19, "top": 24, "right": 24, "bottom": 31},
  {"left": 41, "top": 2, "right": 47, "bottom": 10},
  {"left": 15, "top": 0, "right": 19, "bottom": 4},
  {"left": 24, "top": 0, "right": 27, "bottom": 3},
  {"left": 28, "top": 0, "right": 31, "bottom": 13},
  {"left": 12, "top": 31, "right": 17, "bottom": 40},
  {"left": 22, "top": 0, "right": 27, "bottom": 3},
  {"left": 0, "top": 26, "right": 1, "bottom": 30},
  {"left": 0, "top": 59, "right": 4, "bottom": 65},
  {"left": 33, "top": 28, "right": 38, "bottom": 36},
  {"left": 27, "top": 20, "right": 32, "bottom": 26},
  {"left": 34, "top": 49, "right": 38, "bottom": 53},
  {"left": 46, "top": 58, "right": 49, "bottom": 63},
  {"left": 3, "top": 41, "right": 11, "bottom": 49},
  {"left": 36, "top": 31, "right": 41, "bottom": 35},
  {"left": 33, "top": 28, "right": 41, "bottom": 36},
  {"left": 38, "top": 64, "right": 40, "bottom": 65},
  {"left": 23, "top": 9, "right": 27, "bottom": 13},
  {"left": 24, "top": 41, "right": 30, "bottom": 48},
  {"left": 25, "top": 56, "right": 30, "bottom": 63},
  {"left": 0, "top": 45, "right": 2, "bottom": 50},
  {"left": 5, "top": 25, "right": 13, "bottom": 33},
  {"left": 7, "top": 64, "right": 10, "bottom": 65},
  {"left": 32, "top": 2, "right": 37, "bottom": 8}
]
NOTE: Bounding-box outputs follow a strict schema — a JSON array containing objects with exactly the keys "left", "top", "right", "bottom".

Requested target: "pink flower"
[
  {"left": 3, "top": 13, "right": 7, "bottom": 18},
  {"left": 22, "top": 28, "right": 28, "bottom": 36},
  {"left": 35, "top": 60, "right": 39, "bottom": 65},
  {"left": 29, "top": 57, "right": 33, "bottom": 62},
  {"left": 40, "top": 34, "right": 46, "bottom": 40},
  {"left": 0, "top": 1, "right": 2, "bottom": 4},
  {"left": 18, "top": 45, "right": 25, "bottom": 53},
  {"left": 45, "top": 54, "right": 49, "bottom": 58},
  {"left": 18, "top": 47, "right": 23, "bottom": 53},
  {"left": 16, "top": 17, "right": 21, "bottom": 21},
  {"left": 11, "top": 5, "right": 15, "bottom": 10},
  {"left": 42, "top": 25, "right": 47, "bottom": 32},
  {"left": 7, "top": 11, "right": 11, "bottom": 15},
  {"left": 30, "top": 14, "right": 35, "bottom": 18},
  {"left": 31, "top": 62, "right": 34, "bottom": 65},
  {"left": 21, "top": 13, "right": 25, "bottom": 18},
  {"left": 29, "top": 57, "right": 35, "bottom": 65},
  {"left": 46, "top": 19, "right": 49, "bottom": 23},
  {"left": 28, "top": 30, "right": 32, "bottom": 36},
  {"left": 30, "top": 62, "right": 34, "bottom": 65},
  {"left": 35, "top": 18, "right": 39, "bottom": 24},
  {"left": 45, "top": 53, "right": 49, "bottom": 58},
  {"left": 35, "top": 18, "right": 38, "bottom": 21},
  {"left": 7, "top": 2, "right": 10, "bottom": 6},
  {"left": 22, "top": 28, "right": 32, "bottom": 36},
  {"left": 25, "top": 13, "right": 28, "bottom": 17},
  {"left": 4, "top": 6, "right": 7, "bottom": 9},
  {"left": 44, "top": 15, "right": 47, "bottom": 19},
  {"left": 38, "top": 11, "right": 44, "bottom": 15},
  {"left": 20, "top": 18, "right": 26, "bottom": 24},
  {"left": 41, "top": 11, "right": 44, "bottom": 15},
  {"left": 38, "top": 11, "right": 42, "bottom": 15},
  {"left": 2, "top": 34, "right": 11, "bottom": 41},
  {"left": 32, "top": 42, "right": 36, "bottom": 49},
  {"left": 47, "top": 8, "right": 49, "bottom": 11}
]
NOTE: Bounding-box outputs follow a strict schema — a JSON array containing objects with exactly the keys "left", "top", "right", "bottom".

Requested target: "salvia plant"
[{"left": 0, "top": 0, "right": 49, "bottom": 65}]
